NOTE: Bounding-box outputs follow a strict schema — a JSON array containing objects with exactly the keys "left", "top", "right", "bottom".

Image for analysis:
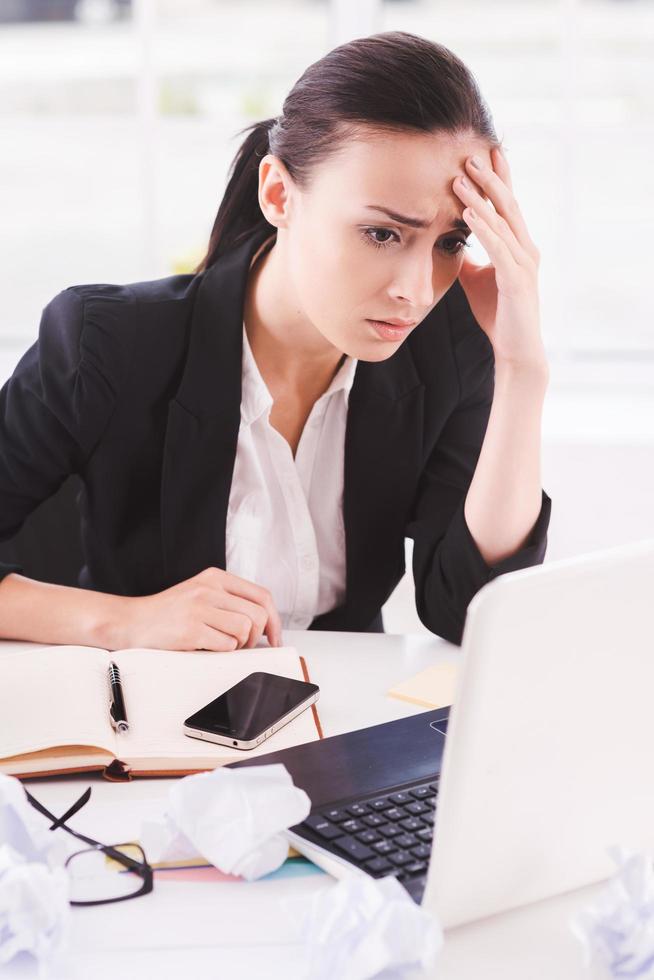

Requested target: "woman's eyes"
[{"left": 361, "top": 227, "right": 470, "bottom": 259}]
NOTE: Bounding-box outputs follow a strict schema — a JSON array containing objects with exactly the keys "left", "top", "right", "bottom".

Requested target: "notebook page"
[
  {"left": 0, "top": 645, "right": 114, "bottom": 758},
  {"left": 111, "top": 647, "right": 320, "bottom": 765}
]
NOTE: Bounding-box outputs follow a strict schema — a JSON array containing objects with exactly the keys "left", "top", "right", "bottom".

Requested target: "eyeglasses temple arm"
[{"left": 49, "top": 786, "right": 92, "bottom": 830}]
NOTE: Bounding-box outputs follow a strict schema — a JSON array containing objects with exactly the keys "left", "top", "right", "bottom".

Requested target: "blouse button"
[{"left": 301, "top": 555, "right": 317, "bottom": 572}]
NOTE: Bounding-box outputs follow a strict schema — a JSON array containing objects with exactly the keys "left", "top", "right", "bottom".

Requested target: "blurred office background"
[{"left": 0, "top": 0, "right": 652, "bottom": 633}]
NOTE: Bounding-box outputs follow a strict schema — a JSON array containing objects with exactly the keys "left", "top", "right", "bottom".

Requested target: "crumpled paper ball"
[
  {"left": 571, "top": 845, "right": 654, "bottom": 979},
  {"left": 0, "top": 774, "right": 68, "bottom": 869},
  {"left": 0, "top": 845, "right": 70, "bottom": 977},
  {"left": 0, "top": 775, "right": 71, "bottom": 978},
  {"left": 292, "top": 873, "right": 443, "bottom": 980},
  {"left": 140, "top": 762, "right": 311, "bottom": 880}
]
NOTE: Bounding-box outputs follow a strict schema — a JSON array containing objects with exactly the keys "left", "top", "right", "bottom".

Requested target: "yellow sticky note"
[{"left": 387, "top": 662, "right": 459, "bottom": 709}]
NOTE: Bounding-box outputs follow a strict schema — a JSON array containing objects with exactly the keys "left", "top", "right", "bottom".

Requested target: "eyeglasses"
[{"left": 24, "top": 785, "right": 153, "bottom": 907}]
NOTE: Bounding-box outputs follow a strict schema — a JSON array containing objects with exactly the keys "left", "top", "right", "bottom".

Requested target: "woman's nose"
[{"left": 390, "top": 256, "right": 435, "bottom": 310}]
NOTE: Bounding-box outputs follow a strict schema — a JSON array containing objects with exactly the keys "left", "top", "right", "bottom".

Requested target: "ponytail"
[{"left": 194, "top": 117, "right": 280, "bottom": 273}]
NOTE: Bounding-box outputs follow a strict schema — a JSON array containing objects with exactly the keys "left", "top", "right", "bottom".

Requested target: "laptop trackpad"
[{"left": 430, "top": 718, "right": 449, "bottom": 737}]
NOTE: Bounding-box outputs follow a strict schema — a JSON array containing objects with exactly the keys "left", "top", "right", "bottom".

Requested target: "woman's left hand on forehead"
[{"left": 452, "top": 146, "right": 547, "bottom": 372}]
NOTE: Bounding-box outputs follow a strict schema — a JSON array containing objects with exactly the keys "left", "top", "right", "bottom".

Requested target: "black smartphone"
[{"left": 182, "top": 671, "right": 320, "bottom": 751}]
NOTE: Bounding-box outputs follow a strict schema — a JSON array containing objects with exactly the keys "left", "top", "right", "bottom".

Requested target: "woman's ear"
[{"left": 258, "top": 154, "right": 293, "bottom": 230}]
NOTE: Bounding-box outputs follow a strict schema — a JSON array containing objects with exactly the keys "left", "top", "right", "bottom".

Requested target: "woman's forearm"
[
  {"left": 0, "top": 572, "right": 127, "bottom": 649},
  {"left": 464, "top": 358, "right": 549, "bottom": 566}
]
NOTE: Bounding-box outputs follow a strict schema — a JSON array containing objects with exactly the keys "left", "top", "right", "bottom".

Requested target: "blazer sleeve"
[
  {"left": 0, "top": 286, "right": 130, "bottom": 583},
  {"left": 405, "top": 301, "right": 552, "bottom": 647}
]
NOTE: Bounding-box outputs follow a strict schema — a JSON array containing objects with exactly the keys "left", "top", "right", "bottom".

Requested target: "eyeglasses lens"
[{"left": 66, "top": 843, "right": 146, "bottom": 903}]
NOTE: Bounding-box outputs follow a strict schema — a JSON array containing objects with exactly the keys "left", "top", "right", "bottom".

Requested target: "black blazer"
[{"left": 0, "top": 224, "right": 551, "bottom": 644}]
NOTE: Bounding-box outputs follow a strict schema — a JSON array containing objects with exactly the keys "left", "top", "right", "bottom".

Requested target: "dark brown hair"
[{"left": 195, "top": 30, "right": 502, "bottom": 273}]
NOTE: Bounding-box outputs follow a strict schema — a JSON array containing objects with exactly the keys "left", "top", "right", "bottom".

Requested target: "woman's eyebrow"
[{"left": 364, "top": 204, "right": 470, "bottom": 233}]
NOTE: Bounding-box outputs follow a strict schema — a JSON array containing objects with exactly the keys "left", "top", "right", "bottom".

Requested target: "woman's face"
[{"left": 267, "top": 128, "right": 492, "bottom": 362}]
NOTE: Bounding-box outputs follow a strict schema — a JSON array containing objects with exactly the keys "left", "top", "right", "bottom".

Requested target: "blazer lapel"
[{"left": 160, "top": 226, "right": 274, "bottom": 587}]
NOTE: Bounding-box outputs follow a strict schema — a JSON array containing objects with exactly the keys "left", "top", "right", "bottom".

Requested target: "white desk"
[{"left": 4, "top": 631, "right": 602, "bottom": 979}]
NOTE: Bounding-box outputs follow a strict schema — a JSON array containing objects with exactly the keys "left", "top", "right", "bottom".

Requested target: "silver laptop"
[{"left": 229, "top": 538, "right": 654, "bottom": 929}]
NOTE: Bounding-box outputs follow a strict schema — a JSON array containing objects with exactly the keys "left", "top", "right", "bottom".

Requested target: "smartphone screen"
[{"left": 184, "top": 672, "right": 319, "bottom": 741}]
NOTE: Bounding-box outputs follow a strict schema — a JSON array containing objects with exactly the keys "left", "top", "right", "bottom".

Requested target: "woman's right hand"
[{"left": 119, "top": 567, "right": 283, "bottom": 652}]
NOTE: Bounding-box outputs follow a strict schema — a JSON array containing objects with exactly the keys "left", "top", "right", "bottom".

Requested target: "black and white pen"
[{"left": 108, "top": 661, "right": 129, "bottom": 734}]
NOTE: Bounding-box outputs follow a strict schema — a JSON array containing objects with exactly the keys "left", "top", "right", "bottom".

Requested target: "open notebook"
[{"left": 0, "top": 643, "right": 323, "bottom": 780}]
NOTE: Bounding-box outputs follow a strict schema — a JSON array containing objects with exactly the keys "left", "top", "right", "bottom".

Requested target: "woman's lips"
[{"left": 366, "top": 319, "right": 415, "bottom": 341}]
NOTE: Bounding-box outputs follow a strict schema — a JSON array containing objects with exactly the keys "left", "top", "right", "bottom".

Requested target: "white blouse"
[{"left": 224, "top": 263, "right": 358, "bottom": 629}]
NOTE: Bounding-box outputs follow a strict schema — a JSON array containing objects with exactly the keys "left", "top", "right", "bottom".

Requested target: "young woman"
[{"left": 0, "top": 31, "right": 551, "bottom": 652}]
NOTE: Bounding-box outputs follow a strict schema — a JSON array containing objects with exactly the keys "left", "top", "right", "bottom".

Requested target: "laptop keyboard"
[{"left": 293, "top": 778, "right": 438, "bottom": 899}]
